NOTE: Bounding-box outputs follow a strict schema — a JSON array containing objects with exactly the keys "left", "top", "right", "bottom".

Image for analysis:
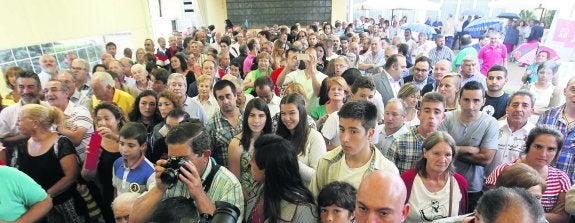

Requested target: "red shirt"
[{"left": 270, "top": 67, "right": 285, "bottom": 96}]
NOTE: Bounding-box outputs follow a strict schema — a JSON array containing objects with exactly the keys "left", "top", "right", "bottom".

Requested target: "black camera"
[
  {"left": 160, "top": 156, "right": 187, "bottom": 186},
  {"left": 200, "top": 201, "right": 241, "bottom": 223}
]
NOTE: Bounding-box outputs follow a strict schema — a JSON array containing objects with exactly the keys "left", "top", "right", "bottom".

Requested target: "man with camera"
[{"left": 130, "top": 122, "right": 244, "bottom": 223}]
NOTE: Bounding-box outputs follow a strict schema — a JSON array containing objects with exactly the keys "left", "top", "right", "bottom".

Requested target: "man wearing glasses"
[
  {"left": 71, "top": 58, "right": 92, "bottom": 104},
  {"left": 403, "top": 56, "right": 434, "bottom": 90},
  {"left": 44, "top": 79, "right": 93, "bottom": 161}
]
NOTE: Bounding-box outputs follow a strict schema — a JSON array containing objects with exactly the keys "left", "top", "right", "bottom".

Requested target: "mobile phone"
[
  {"left": 296, "top": 53, "right": 309, "bottom": 61},
  {"left": 159, "top": 124, "right": 169, "bottom": 137}
]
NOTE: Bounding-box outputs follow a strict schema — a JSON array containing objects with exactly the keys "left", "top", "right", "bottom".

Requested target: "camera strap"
[{"left": 202, "top": 162, "right": 221, "bottom": 193}]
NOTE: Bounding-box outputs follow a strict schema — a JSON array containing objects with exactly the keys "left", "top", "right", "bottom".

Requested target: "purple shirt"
[{"left": 478, "top": 44, "right": 507, "bottom": 75}]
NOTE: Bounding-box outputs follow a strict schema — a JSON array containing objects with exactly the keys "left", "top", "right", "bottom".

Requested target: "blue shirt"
[{"left": 112, "top": 155, "right": 156, "bottom": 194}]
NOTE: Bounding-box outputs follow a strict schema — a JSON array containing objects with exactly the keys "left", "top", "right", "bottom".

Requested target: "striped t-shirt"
[{"left": 485, "top": 159, "right": 571, "bottom": 212}]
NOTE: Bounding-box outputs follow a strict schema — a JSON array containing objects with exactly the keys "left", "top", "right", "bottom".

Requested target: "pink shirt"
[
  {"left": 478, "top": 43, "right": 507, "bottom": 75},
  {"left": 243, "top": 54, "right": 256, "bottom": 75}
]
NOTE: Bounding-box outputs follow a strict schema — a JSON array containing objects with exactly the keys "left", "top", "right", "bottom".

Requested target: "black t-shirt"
[
  {"left": 19, "top": 136, "right": 77, "bottom": 205},
  {"left": 482, "top": 93, "right": 510, "bottom": 120}
]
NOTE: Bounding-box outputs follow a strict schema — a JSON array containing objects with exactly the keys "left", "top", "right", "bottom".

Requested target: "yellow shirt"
[{"left": 92, "top": 89, "right": 135, "bottom": 115}]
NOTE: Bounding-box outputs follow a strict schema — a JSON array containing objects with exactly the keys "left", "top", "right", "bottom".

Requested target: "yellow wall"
[
  {"left": 0, "top": 0, "right": 153, "bottom": 50},
  {"left": 205, "top": 0, "right": 228, "bottom": 33},
  {"left": 332, "top": 0, "right": 348, "bottom": 24}
]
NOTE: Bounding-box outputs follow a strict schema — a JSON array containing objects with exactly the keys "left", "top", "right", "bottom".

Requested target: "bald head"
[
  {"left": 433, "top": 59, "right": 452, "bottom": 81},
  {"left": 100, "top": 53, "right": 114, "bottom": 66},
  {"left": 355, "top": 170, "right": 409, "bottom": 223}
]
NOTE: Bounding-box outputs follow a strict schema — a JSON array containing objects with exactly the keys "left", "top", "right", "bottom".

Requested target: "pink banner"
[{"left": 553, "top": 19, "right": 575, "bottom": 48}]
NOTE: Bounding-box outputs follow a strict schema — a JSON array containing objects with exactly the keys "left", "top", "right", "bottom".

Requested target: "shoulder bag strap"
[
  {"left": 448, "top": 176, "right": 454, "bottom": 216},
  {"left": 202, "top": 162, "right": 221, "bottom": 193}
]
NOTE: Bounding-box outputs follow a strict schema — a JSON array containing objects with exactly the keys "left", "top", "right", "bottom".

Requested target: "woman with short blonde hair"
[{"left": 398, "top": 83, "right": 421, "bottom": 128}]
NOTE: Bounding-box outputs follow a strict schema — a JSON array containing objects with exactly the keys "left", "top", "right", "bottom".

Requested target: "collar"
[
  {"left": 111, "top": 89, "right": 121, "bottom": 103},
  {"left": 384, "top": 70, "right": 399, "bottom": 82},
  {"left": 63, "top": 101, "right": 75, "bottom": 114},
  {"left": 390, "top": 124, "right": 408, "bottom": 137},
  {"left": 414, "top": 76, "right": 428, "bottom": 84},
  {"left": 78, "top": 82, "right": 91, "bottom": 90},
  {"left": 123, "top": 154, "right": 145, "bottom": 170},
  {"left": 269, "top": 94, "right": 281, "bottom": 105},
  {"left": 184, "top": 96, "right": 193, "bottom": 106}
]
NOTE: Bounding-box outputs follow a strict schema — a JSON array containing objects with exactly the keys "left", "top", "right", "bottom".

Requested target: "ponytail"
[
  {"left": 49, "top": 106, "right": 64, "bottom": 126},
  {"left": 21, "top": 104, "right": 64, "bottom": 128}
]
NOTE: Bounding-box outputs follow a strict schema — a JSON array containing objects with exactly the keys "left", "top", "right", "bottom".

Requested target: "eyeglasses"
[{"left": 42, "top": 88, "right": 64, "bottom": 94}]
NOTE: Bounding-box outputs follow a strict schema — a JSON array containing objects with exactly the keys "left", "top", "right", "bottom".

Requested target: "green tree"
[
  {"left": 542, "top": 10, "right": 556, "bottom": 29},
  {"left": 519, "top": 10, "right": 537, "bottom": 21}
]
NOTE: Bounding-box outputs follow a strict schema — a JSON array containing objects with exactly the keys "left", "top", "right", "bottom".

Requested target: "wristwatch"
[{"left": 199, "top": 212, "right": 213, "bottom": 220}]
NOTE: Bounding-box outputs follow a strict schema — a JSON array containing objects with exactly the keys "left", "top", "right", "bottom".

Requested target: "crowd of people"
[{"left": 0, "top": 14, "right": 572, "bottom": 223}]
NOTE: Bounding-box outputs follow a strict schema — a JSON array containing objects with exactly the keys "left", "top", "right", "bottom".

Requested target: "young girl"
[
  {"left": 277, "top": 93, "right": 327, "bottom": 186},
  {"left": 228, "top": 98, "right": 273, "bottom": 197}
]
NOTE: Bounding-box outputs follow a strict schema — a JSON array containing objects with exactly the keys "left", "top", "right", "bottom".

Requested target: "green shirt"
[
  {"left": 245, "top": 68, "right": 273, "bottom": 94},
  {"left": 310, "top": 105, "right": 327, "bottom": 121},
  {"left": 0, "top": 166, "right": 48, "bottom": 221}
]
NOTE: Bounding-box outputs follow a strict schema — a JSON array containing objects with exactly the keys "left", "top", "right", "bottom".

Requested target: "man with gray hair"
[
  {"left": 459, "top": 55, "right": 487, "bottom": 90},
  {"left": 45, "top": 79, "right": 94, "bottom": 161},
  {"left": 71, "top": 58, "right": 92, "bottom": 104},
  {"left": 111, "top": 192, "right": 140, "bottom": 223},
  {"left": 166, "top": 35, "right": 183, "bottom": 60},
  {"left": 167, "top": 73, "right": 207, "bottom": 124},
  {"left": 56, "top": 70, "right": 85, "bottom": 105},
  {"left": 89, "top": 71, "right": 135, "bottom": 115},
  {"left": 484, "top": 90, "right": 535, "bottom": 177},
  {"left": 38, "top": 54, "right": 58, "bottom": 88},
  {"left": 377, "top": 98, "right": 409, "bottom": 155},
  {"left": 109, "top": 59, "right": 136, "bottom": 88},
  {"left": 358, "top": 37, "right": 385, "bottom": 75}
]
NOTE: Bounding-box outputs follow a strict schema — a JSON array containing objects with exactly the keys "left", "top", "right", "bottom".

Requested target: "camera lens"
[{"left": 160, "top": 168, "right": 179, "bottom": 185}]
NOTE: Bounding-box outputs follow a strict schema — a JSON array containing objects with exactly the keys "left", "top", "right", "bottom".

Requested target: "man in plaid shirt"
[
  {"left": 385, "top": 92, "right": 446, "bottom": 174},
  {"left": 538, "top": 77, "right": 575, "bottom": 183}
]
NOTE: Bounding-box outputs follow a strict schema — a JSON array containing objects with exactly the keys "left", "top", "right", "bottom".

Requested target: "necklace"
[{"left": 562, "top": 109, "right": 575, "bottom": 130}]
